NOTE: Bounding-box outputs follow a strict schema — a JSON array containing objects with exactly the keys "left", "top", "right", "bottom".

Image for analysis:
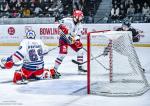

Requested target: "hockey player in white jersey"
[
  {"left": 50, "top": 10, "right": 86, "bottom": 74},
  {"left": 1, "top": 30, "right": 60, "bottom": 84}
]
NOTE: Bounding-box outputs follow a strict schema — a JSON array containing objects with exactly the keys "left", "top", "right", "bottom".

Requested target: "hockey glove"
[
  {"left": 58, "top": 24, "right": 69, "bottom": 35},
  {"left": 1, "top": 56, "right": 14, "bottom": 69},
  {"left": 68, "top": 36, "right": 75, "bottom": 44},
  {"left": 74, "top": 40, "right": 83, "bottom": 49}
]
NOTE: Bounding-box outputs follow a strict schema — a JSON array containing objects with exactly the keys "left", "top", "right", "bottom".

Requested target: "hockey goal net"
[{"left": 87, "top": 30, "right": 149, "bottom": 96}]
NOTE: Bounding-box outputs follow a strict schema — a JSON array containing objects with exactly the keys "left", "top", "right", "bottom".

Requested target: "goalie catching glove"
[{"left": 1, "top": 56, "right": 14, "bottom": 69}]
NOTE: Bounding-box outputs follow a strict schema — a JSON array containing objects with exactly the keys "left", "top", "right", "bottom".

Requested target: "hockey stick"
[
  {"left": 83, "top": 48, "right": 109, "bottom": 70},
  {"left": 0, "top": 64, "right": 6, "bottom": 69},
  {"left": 72, "top": 53, "right": 104, "bottom": 65},
  {"left": 42, "top": 33, "right": 72, "bottom": 55},
  {"left": 72, "top": 53, "right": 109, "bottom": 70},
  {"left": 72, "top": 46, "right": 110, "bottom": 70},
  {"left": 42, "top": 45, "right": 60, "bottom": 55}
]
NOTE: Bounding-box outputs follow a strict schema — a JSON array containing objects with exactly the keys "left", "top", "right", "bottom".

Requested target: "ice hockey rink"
[{"left": 0, "top": 46, "right": 150, "bottom": 106}]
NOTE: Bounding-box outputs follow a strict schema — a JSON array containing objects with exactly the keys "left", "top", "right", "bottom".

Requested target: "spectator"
[
  {"left": 61, "top": 0, "right": 72, "bottom": 16},
  {"left": 22, "top": 7, "right": 31, "bottom": 17},
  {"left": 15, "top": 0, "right": 22, "bottom": 10},
  {"left": 3, "top": 2, "right": 10, "bottom": 17},
  {"left": 111, "top": 4, "right": 120, "bottom": 20},
  {"left": 9, "top": 0, "right": 17, "bottom": 9},
  {"left": 134, "top": 3, "right": 143, "bottom": 22},
  {"left": 73, "top": 0, "right": 81, "bottom": 10},
  {"left": 127, "top": 4, "right": 135, "bottom": 17},
  {"left": 125, "top": 0, "right": 133, "bottom": 8},
  {"left": 142, "top": 2, "right": 150, "bottom": 16},
  {"left": 112, "top": 0, "right": 120, "bottom": 7},
  {"left": 48, "top": 0, "right": 63, "bottom": 12},
  {"left": 135, "top": 3, "right": 142, "bottom": 14},
  {"left": 79, "top": 0, "right": 85, "bottom": 10},
  {"left": 10, "top": 7, "right": 19, "bottom": 17},
  {"left": 142, "top": 2, "right": 150, "bottom": 22},
  {"left": 30, "top": 1, "right": 36, "bottom": 12},
  {"left": 43, "top": 4, "right": 50, "bottom": 16},
  {"left": 119, "top": 3, "right": 126, "bottom": 19},
  {"left": 34, "top": 6, "right": 42, "bottom": 16},
  {"left": 3, "top": 2, "right": 10, "bottom": 12}
]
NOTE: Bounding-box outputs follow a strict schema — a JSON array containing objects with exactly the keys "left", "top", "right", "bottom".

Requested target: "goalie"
[
  {"left": 0, "top": 30, "right": 60, "bottom": 84},
  {"left": 50, "top": 10, "right": 87, "bottom": 74}
]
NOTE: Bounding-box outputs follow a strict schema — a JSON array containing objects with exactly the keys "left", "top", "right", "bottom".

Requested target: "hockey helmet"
[
  {"left": 122, "top": 19, "right": 131, "bottom": 27},
  {"left": 73, "top": 10, "right": 84, "bottom": 22},
  {"left": 26, "top": 30, "right": 36, "bottom": 39}
]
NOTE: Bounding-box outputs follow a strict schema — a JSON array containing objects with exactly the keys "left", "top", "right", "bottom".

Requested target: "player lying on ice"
[
  {"left": 50, "top": 10, "right": 87, "bottom": 74},
  {"left": 0, "top": 30, "right": 60, "bottom": 84},
  {"left": 115, "top": 19, "right": 144, "bottom": 42}
]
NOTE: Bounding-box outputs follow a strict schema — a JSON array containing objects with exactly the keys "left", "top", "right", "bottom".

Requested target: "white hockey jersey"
[
  {"left": 13, "top": 39, "right": 48, "bottom": 70},
  {"left": 59, "top": 17, "right": 83, "bottom": 40}
]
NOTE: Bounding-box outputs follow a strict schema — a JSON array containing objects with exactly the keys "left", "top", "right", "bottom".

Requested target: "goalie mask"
[
  {"left": 73, "top": 10, "right": 84, "bottom": 23},
  {"left": 26, "top": 30, "right": 36, "bottom": 39}
]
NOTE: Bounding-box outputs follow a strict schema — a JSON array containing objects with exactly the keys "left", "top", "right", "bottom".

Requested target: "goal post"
[{"left": 87, "top": 30, "right": 149, "bottom": 96}]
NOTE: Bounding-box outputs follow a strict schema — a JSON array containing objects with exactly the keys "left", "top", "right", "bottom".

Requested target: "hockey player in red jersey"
[
  {"left": 0, "top": 30, "right": 60, "bottom": 84},
  {"left": 50, "top": 10, "right": 87, "bottom": 74}
]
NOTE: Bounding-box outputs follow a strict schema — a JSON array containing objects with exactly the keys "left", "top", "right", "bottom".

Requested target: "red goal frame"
[{"left": 87, "top": 30, "right": 111, "bottom": 94}]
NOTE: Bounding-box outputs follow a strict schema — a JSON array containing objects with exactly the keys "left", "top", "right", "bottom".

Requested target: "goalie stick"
[
  {"left": 42, "top": 45, "right": 60, "bottom": 55},
  {"left": 42, "top": 33, "right": 73, "bottom": 56}
]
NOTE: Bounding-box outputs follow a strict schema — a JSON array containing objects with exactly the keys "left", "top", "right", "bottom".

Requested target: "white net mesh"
[{"left": 88, "top": 31, "right": 149, "bottom": 96}]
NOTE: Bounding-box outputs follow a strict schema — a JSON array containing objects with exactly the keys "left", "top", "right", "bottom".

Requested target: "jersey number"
[{"left": 28, "top": 49, "right": 43, "bottom": 61}]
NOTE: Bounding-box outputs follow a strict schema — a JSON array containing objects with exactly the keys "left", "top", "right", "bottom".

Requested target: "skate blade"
[
  {"left": 78, "top": 71, "right": 87, "bottom": 75},
  {"left": 16, "top": 80, "right": 29, "bottom": 85}
]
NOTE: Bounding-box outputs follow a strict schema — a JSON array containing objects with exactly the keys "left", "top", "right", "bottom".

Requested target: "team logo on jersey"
[{"left": 8, "top": 27, "right": 15, "bottom": 35}]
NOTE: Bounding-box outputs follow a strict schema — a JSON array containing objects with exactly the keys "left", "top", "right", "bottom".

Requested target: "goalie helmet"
[
  {"left": 73, "top": 10, "right": 84, "bottom": 23},
  {"left": 26, "top": 30, "right": 36, "bottom": 39}
]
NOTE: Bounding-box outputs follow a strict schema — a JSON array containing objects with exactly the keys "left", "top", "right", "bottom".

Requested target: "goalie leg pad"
[
  {"left": 33, "top": 69, "right": 45, "bottom": 78},
  {"left": 34, "top": 69, "right": 51, "bottom": 80},
  {"left": 22, "top": 68, "right": 45, "bottom": 79},
  {"left": 13, "top": 71, "right": 24, "bottom": 84}
]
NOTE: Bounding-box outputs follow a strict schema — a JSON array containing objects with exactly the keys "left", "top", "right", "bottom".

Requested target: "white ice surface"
[{"left": 0, "top": 46, "right": 150, "bottom": 106}]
